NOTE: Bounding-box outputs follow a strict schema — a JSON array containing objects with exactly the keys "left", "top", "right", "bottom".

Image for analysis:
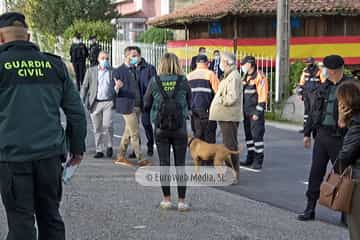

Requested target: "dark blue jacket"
[
  {"left": 113, "top": 64, "right": 137, "bottom": 114},
  {"left": 136, "top": 58, "right": 157, "bottom": 98}
]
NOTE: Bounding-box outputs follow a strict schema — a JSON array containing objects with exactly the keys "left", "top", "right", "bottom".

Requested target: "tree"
[
  {"left": 16, "top": 0, "right": 114, "bottom": 36},
  {"left": 64, "top": 20, "right": 115, "bottom": 42},
  {"left": 138, "top": 27, "right": 173, "bottom": 44}
]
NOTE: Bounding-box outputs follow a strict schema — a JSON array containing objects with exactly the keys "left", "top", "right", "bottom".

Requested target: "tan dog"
[{"left": 187, "top": 136, "right": 242, "bottom": 180}]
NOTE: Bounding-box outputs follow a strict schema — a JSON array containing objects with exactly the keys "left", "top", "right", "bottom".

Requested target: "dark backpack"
[{"left": 155, "top": 76, "right": 183, "bottom": 131}]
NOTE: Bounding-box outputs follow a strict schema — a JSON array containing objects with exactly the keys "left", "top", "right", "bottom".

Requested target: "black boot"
[
  {"left": 106, "top": 147, "right": 113, "bottom": 158},
  {"left": 251, "top": 154, "right": 263, "bottom": 170},
  {"left": 147, "top": 147, "right": 154, "bottom": 157},
  {"left": 251, "top": 161, "right": 263, "bottom": 170},
  {"left": 297, "top": 200, "right": 316, "bottom": 221},
  {"left": 240, "top": 155, "right": 254, "bottom": 167}
]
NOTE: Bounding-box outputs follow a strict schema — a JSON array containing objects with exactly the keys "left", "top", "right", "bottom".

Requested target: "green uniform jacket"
[
  {"left": 0, "top": 41, "right": 87, "bottom": 162},
  {"left": 143, "top": 74, "right": 191, "bottom": 124}
]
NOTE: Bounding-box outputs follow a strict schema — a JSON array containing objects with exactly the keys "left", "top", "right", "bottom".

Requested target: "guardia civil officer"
[
  {"left": 0, "top": 12, "right": 87, "bottom": 239},
  {"left": 297, "top": 57, "right": 324, "bottom": 134},
  {"left": 240, "top": 56, "right": 269, "bottom": 170},
  {"left": 297, "top": 55, "right": 349, "bottom": 221},
  {"left": 70, "top": 33, "right": 89, "bottom": 90}
]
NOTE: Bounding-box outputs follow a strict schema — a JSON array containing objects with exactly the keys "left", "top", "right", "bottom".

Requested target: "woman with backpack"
[
  {"left": 336, "top": 80, "right": 360, "bottom": 240},
  {"left": 144, "top": 53, "right": 192, "bottom": 211}
]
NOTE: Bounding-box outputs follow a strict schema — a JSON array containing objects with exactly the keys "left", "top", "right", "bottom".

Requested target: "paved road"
[
  {"left": 94, "top": 112, "right": 343, "bottom": 225},
  {"left": 0, "top": 111, "right": 348, "bottom": 239},
  {"left": 112, "top": 112, "right": 342, "bottom": 225}
]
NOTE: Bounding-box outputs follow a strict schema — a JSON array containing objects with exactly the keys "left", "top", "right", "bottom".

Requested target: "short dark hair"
[
  {"left": 198, "top": 47, "right": 206, "bottom": 52},
  {"left": 124, "top": 46, "right": 141, "bottom": 55},
  {"left": 196, "top": 54, "right": 208, "bottom": 63},
  {"left": 213, "top": 50, "right": 220, "bottom": 54},
  {"left": 124, "top": 46, "right": 141, "bottom": 56}
]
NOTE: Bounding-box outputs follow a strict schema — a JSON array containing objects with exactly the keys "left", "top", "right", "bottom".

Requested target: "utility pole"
[
  {"left": 275, "top": 0, "right": 290, "bottom": 103},
  {"left": 0, "top": 0, "right": 6, "bottom": 14}
]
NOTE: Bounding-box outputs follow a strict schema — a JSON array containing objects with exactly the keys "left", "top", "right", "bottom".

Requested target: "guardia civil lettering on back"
[{"left": 0, "top": 12, "right": 86, "bottom": 240}]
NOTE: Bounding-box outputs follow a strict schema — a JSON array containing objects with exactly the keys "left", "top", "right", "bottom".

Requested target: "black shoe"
[
  {"left": 297, "top": 200, "right": 316, "bottom": 221},
  {"left": 106, "top": 148, "right": 113, "bottom": 158},
  {"left": 251, "top": 162, "right": 263, "bottom": 170},
  {"left": 128, "top": 152, "right": 136, "bottom": 159},
  {"left": 297, "top": 210, "right": 315, "bottom": 221},
  {"left": 147, "top": 148, "right": 154, "bottom": 157},
  {"left": 94, "top": 152, "right": 104, "bottom": 158},
  {"left": 240, "top": 159, "right": 253, "bottom": 167}
]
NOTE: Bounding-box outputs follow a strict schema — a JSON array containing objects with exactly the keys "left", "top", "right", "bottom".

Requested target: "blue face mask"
[
  {"left": 130, "top": 57, "right": 138, "bottom": 66},
  {"left": 100, "top": 59, "right": 110, "bottom": 69}
]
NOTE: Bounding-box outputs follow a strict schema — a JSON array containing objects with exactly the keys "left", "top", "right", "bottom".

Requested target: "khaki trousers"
[
  {"left": 118, "top": 107, "right": 143, "bottom": 160},
  {"left": 90, "top": 101, "right": 114, "bottom": 152},
  {"left": 348, "top": 180, "right": 360, "bottom": 240}
]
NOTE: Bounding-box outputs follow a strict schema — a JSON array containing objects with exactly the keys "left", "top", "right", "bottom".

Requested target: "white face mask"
[
  {"left": 322, "top": 67, "right": 328, "bottom": 79},
  {"left": 219, "top": 63, "right": 225, "bottom": 72},
  {"left": 241, "top": 65, "right": 249, "bottom": 74}
]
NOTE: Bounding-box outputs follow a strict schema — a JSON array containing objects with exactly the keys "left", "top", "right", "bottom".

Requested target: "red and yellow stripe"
[{"left": 167, "top": 36, "right": 360, "bottom": 65}]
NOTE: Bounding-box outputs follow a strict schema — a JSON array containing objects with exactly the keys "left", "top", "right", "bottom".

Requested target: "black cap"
[
  {"left": 323, "top": 55, "right": 345, "bottom": 70},
  {"left": 0, "top": 12, "right": 28, "bottom": 29},
  {"left": 196, "top": 54, "right": 208, "bottom": 63},
  {"left": 241, "top": 56, "right": 256, "bottom": 65},
  {"left": 89, "top": 35, "right": 96, "bottom": 40},
  {"left": 304, "top": 57, "right": 315, "bottom": 64}
]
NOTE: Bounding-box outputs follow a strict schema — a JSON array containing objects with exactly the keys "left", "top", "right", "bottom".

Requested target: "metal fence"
[
  {"left": 111, "top": 40, "right": 167, "bottom": 68},
  {"left": 83, "top": 40, "right": 112, "bottom": 67}
]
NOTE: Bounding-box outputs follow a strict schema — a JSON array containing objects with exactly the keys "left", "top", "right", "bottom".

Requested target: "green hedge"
[
  {"left": 137, "top": 27, "right": 173, "bottom": 44},
  {"left": 64, "top": 20, "right": 115, "bottom": 42}
]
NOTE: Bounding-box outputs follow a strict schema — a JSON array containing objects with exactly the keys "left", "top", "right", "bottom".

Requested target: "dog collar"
[{"left": 188, "top": 137, "right": 196, "bottom": 147}]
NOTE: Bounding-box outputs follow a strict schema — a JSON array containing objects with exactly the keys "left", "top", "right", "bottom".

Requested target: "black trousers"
[
  {"left": 190, "top": 110, "right": 217, "bottom": 144},
  {"left": 72, "top": 61, "right": 86, "bottom": 91},
  {"left": 141, "top": 111, "right": 154, "bottom": 151},
  {"left": 306, "top": 128, "right": 343, "bottom": 203},
  {"left": 303, "top": 90, "right": 318, "bottom": 128},
  {"left": 155, "top": 127, "right": 187, "bottom": 199},
  {"left": 0, "top": 157, "right": 65, "bottom": 240},
  {"left": 243, "top": 113, "right": 265, "bottom": 165},
  {"left": 218, "top": 121, "right": 240, "bottom": 175},
  {"left": 191, "top": 110, "right": 217, "bottom": 166}
]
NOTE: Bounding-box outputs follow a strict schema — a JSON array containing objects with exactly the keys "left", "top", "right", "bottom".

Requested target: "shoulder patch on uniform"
[{"left": 43, "top": 52, "right": 61, "bottom": 59}]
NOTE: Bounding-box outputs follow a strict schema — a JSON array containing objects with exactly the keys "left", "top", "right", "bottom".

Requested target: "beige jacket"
[{"left": 209, "top": 66, "right": 243, "bottom": 122}]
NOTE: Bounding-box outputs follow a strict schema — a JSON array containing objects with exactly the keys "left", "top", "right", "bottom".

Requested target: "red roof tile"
[{"left": 148, "top": 0, "right": 360, "bottom": 27}]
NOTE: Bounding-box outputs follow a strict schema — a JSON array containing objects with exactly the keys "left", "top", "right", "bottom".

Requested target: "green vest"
[{"left": 322, "top": 84, "right": 337, "bottom": 127}]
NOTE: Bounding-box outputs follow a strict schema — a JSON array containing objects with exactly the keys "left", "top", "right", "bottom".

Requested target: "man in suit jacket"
[
  {"left": 81, "top": 51, "right": 115, "bottom": 158},
  {"left": 190, "top": 47, "right": 206, "bottom": 71}
]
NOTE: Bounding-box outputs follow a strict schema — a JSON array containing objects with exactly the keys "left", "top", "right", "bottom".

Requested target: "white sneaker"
[
  {"left": 159, "top": 201, "right": 172, "bottom": 210},
  {"left": 178, "top": 202, "right": 190, "bottom": 212}
]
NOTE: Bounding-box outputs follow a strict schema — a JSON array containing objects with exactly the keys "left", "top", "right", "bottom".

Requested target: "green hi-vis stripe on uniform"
[{"left": 3, "top": 60, "right": 52, "bottom": 77}]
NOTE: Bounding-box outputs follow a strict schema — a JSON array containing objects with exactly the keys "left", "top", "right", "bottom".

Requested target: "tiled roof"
[{"left": 148, "top": 0, "right": 360, "bottom": 27}]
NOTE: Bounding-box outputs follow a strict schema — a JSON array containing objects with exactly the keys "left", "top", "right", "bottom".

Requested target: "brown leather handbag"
[{"left": 319, "top": 166, "right": 354, "bottom": 213}]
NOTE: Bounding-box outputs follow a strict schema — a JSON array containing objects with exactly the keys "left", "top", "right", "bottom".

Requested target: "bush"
[
  {"left": 138, "top": 27, "right": 173, "bottom": 44},
  {"left": 64, "top": 20, "right": 115, "bottom": 42},
  {"left": 289, "top": 61, "right": 306, "bottom": 95}
]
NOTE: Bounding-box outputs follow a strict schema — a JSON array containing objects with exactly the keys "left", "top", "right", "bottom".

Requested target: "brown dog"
[{"left": 187, "top": 136, "right": 242, "bottom": 181}]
